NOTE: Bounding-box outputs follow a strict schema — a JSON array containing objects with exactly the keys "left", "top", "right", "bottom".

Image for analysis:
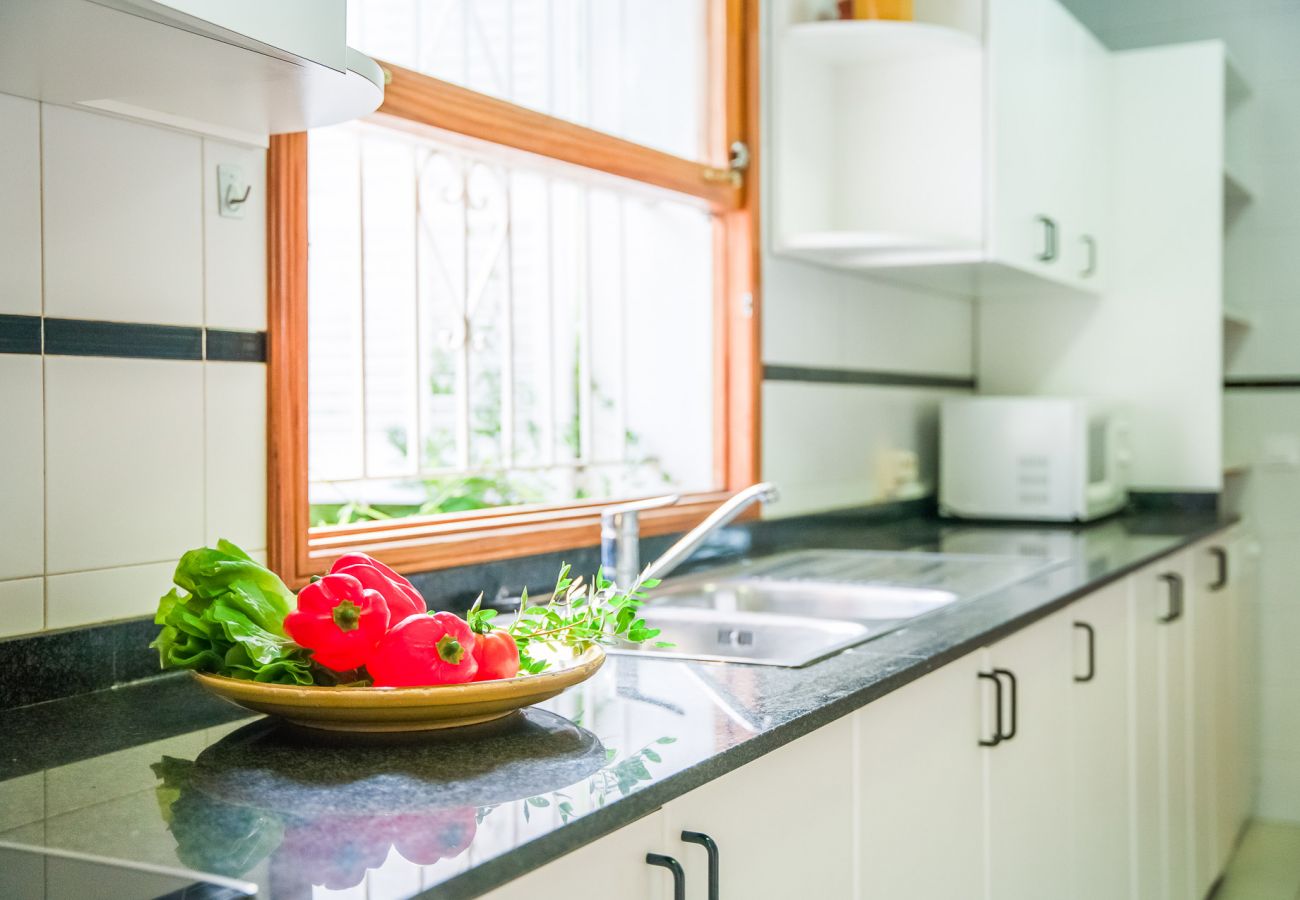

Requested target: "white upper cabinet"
[
  {"left": 987, "top": 0, "right": 1110, "bottom": 293},
  {"left": 770, "top": 0, "right": 1109, "bottom": 298},
  {"left": 0, "top": 0, "right": 382, "bottom": 145}
]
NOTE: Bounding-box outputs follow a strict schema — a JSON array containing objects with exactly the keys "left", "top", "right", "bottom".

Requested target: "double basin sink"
[{"left": 610, "top": 550, "right": 1063, "bottom": 667}]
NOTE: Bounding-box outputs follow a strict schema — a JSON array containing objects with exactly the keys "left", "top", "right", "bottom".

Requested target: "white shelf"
[
  {"left": 0, "top": 0, "right": 383, "bottom": 145},
  {"left": 1223, "top": 166, "right": 1255, "bottom": 207},
  {"left": 1225, "top": 51, "right": 1251, "bottom": 107},
  {"left": 1223, "top": 303, "right": 1255, "bottom": 329},
  {"left": 784, "top": 20, "right": 981, "bottom": 66},
  {"left": 777, "top": 231, "right": 983, "bottom": 270}
]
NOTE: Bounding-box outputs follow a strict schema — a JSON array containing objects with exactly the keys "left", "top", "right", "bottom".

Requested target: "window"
[{"left": 268, "top": 0, "right": 758, "bottom": 587}]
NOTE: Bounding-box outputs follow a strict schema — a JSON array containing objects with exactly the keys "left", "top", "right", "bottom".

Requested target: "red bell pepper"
[
  {"left": 471, "top": 630, "right": 521, "bottom": 681},
  {"left": 331, "top": 552, "right": 416, "bottom": 589},
  {"left": 367, "top": 612, "right": 478, "bottom": 687},
  {"left": 284, "top": 573, "right": 389, "bottom": 672},
  {"left": 330, "top": 559, "right": 426, "bottom": 622}
]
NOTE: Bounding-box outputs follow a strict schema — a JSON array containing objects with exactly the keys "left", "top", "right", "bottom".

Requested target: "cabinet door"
[
  {"left": 987, "top": 0, "right": 1096, "bottom": 289},
  {"left": 484, "top": 811, "right": 671, "bottom": 900},
  {"left": 665, "top": 717, "right": 855, "bottom": 900},
  {"left": 1132, "top": 555, "right": 1195, "bottom": 900},
  {"left": 1065, "top": 26, "right": 1110, "bottom": 290},
  {"left": 1190, "top": 540, "right": 1228, "bottom": 893},
  {"left": 985, "top": 609, "right": 1075, "bottom": 900},
  {"left": 856, "top": 653, "right": 988, "bottom": 900},
  {"left": 1069, "top": 581, "right": 1132, "bottom": 900}
]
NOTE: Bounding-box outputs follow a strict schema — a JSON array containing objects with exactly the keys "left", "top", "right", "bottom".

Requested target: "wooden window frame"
[{"left": 268, "top": 0, "right": 760, "bottom": 588}]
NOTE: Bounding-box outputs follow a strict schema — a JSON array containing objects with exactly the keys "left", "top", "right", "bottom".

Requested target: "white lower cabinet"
[
  {"left": 984, "top": 610, "right": 1076, "bottom": 900},
  {"left": 856, "top": 652, "right": 987, "bottom": 899},
  {"left": 485, "top": 720, "right": 855, "bottom": 900},
  {"left": 1132, "top": 551, "right": 1197, "bottom": 900},
  {"left": 484, "top": 810, "right": 673, "bottom": 900},
  {"left": 493, "top": 536, "right": 1251, "bottom": 900},
  {"left": 666, "top": 717, "right": 855, "bottom": 899},
  {"left": 1068, "top": 582, "right": 1133, "bottom": 900}
]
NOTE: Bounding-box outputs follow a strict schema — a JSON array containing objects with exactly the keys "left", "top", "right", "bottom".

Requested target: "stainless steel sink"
[
  {"left": 648, "top": 579, "right": 958, "bottom": 624},
  {"left": 607, "top": 549, "right": 1063, "bottom": 667},
  {"left": 610, "top": 606, "right": 872, "bottom": 667}
]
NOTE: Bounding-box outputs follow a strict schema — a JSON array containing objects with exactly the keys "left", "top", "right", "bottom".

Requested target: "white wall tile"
[
  {"left": 45, "top": 357, "right": 204, "bottom": 574},
  {"left": 0, "top": 578, "right": 44, "bottom": 638},
  {"left": 42, "top": 106, "right": 202, "bottom": 326},
  {"left": 202, "top": 139, "right": 267, "bottom": 330},
  {"left": 45, "top": 560, "right": 175, "bottom": 629},
  {"left": 1257, "top": 751, "right": 1300, "bottom": 822},
  {"left": 204, "top": 362, "right": 266, "bottom": 550},
  {"left": 0, "top": 93, "right": 42, "bottom": 316},
  {"left": 762, "top": 381, "right": 947, "bottom": 517},
  {"left": 0, "top": 355, "right": 44, "bottom": 580}
]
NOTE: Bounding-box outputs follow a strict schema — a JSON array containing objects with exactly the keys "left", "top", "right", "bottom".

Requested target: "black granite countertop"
[{"left": 0, "top": 509, "right": 1235, "bottom": 899}]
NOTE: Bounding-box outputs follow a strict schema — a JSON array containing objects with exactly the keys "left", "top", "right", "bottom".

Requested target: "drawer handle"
[
  {"left": 1210, "top": 547, "right": 1229, "bottom": 591},
  {"left": 1036, "top": 215, "right": 1059, "bottom": 262},
  {"left": 1081, "top": 234, "right": 1098, "bottom": 277},
  {"left": 978, "top": 671, "right": 1003, "bottom": 747},
  {"left": 646, "top": 853, "right": 686, "bottom": 900},
  {"left": 1073, "top": 622, "right": 1096, "bottom": 683},
  {"left": 681, "top": 831, "right": 719, "bottom": 900},
  {"left": 1158, "top": 573, "right": 1183, "bottom": 623},
  {"left": 993, "top": 668, "right": 1018, "bottom": 740}
]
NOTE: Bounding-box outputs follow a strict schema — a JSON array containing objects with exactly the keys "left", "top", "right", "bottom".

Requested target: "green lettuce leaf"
[{"left": 150, "top": 540, "right": 306, "bottom": 685}]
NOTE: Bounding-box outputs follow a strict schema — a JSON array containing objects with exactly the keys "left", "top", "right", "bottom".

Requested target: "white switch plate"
[{"left": 217, "top": 164, "right": 248, "bottom": 219}]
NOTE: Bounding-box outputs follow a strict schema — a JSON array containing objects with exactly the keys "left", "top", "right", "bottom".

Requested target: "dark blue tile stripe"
[
  {"left": 0, "top": 314, "right": 41, "bottom": 355},
  {"left": 764, "top": 364, "right": 976, "bottom": 391},
  {"left": 206, "top": 329, "right": 267, "bottom": 362},
  {"left": 6, "top": 317, "right": 267, "bottom": 362},
  {"left": 1224, "top": 377, "right": 1300, "bottom": 390},
  {"left": 45, "top": 318, "right": 203, "bottom": 360}
]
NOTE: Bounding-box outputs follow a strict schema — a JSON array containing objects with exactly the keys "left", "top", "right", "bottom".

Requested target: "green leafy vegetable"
[
  {"left": 151, "top": 540, "right": 312, "bottom": 685},
  {"left": 506, "top": 565, "right": 668, "bottom": 674}
]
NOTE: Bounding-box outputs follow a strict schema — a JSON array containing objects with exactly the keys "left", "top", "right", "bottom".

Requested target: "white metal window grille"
[{"left": 306, "top": 122, "right": 716, "bottom": 523}]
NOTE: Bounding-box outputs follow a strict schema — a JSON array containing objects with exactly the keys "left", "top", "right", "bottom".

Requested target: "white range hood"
[{"left": 0, "top": 0, "right": 383, "bottom": 145}]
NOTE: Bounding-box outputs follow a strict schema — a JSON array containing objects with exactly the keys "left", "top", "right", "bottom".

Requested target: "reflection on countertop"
[{"left": 0, "top": 509, "right": 1234, "bottom": 900}]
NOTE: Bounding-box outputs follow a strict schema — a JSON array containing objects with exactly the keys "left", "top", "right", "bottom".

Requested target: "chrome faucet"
[{"left": 600, "top": 482, "right": 779, "bottom": 590}]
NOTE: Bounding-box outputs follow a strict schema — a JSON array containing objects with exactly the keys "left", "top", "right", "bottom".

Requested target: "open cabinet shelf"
[{"left": 784, "top": 19, "right": 980, "bottom": 64}]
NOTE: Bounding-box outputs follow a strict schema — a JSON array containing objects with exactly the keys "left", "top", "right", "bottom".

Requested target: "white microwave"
[{"left": 939, "top": 397, "right": 1130, "bottom": 523}]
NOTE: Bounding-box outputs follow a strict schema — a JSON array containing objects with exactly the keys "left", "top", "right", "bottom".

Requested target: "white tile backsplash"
[
  {"left": 204, "top": 362, "right": 266, "bottom": 550},
  {"left": 762, "top": 381, "right": 948, "bottom": 518},
  {"left": 42, "top": 105, "right": 203, "bottom": 326},
  {"left": 202, "top": 139, "right": 267, "bottom": 330},
  {"left": 0, "top": 93, "right": 42, "bottom": 316},
  {"left": 0, "top": 579, "right": 45, "bottom": 638},
  {"left": 44, "top": 357, "right": 206, "bottom": 574},
  {"left": 1, "top": 101, "right": 268, "bottom": 639},
  {"left": 45, "top": 560, "right": 177, "bottom": 630},
  {"left": 0, "top": 355, "right": 44, "bottom": 580}
]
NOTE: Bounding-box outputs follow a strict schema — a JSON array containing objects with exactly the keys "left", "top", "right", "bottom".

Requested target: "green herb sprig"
[{"left": 498, "top": 565, "right": 672, "bottom": 674}]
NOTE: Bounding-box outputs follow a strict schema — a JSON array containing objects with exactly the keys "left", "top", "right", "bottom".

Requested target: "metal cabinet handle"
[
  {"left": 681, "top": 831, "right": 719, "bottom": 900},
  {"left": 1073, "top": 622, "right": 1096, "bottom": 683},
  {"left": 1158, "top": 573, "right": 1183, "bottom": 623},
  {"left": 646, "top": 853, "right": 686, "bottom": 900},
  {"left": 1210, "top": 547, "right": 1229, "bottom": 591},
  {"left": 1080, "top": 235, "right": 1098, "bottom": 277},
  {"left": 1036, "top": 215, "right": 1059, "bottom": 262},
  {"left": 978, "top": 671, "right": 1003, "bottom": 747},
  {"left": 993, "top": 668, "right": 1018, "bottom": 740}
]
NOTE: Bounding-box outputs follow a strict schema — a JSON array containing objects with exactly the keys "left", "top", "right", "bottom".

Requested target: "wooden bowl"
[{"left": 192, "top": 645, "right": 605, "bottom": 733}]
